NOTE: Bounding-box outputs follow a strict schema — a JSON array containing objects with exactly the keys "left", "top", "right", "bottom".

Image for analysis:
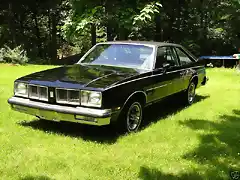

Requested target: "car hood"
[{"left": 17, "top": 64, "right": 148, "bottom": 90}]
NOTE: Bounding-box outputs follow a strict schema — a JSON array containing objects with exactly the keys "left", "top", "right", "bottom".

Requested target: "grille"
[
  {"left": 28, "top": 85, "right": 48, "bottom": 101},
  {"left": 56, "top": 88, "right": 80, "bottom": 105}
]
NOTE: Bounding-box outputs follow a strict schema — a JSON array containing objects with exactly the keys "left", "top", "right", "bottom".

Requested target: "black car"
[{"left": 8, "top": 41, "right": 208, "bottom": 133}]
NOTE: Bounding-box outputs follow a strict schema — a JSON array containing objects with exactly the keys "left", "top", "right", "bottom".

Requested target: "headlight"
[
  {"left": 14, "top": 82, "right": 28, "bottom": 97},
  {"left": 81, "top": 90, "right": 102, "bottom": 107}
]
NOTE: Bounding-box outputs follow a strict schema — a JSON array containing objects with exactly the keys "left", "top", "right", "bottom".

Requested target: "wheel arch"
[
  {"left": 121, "top": 91, "right": 147, "bottom": 110},
  {"left": 189, "top": 75, "right": 198, "bottom": 86}
]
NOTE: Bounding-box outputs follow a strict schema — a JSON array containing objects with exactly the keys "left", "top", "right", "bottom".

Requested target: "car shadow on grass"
[
  {"left": 138, "top": 109, "right": 240, "bottom": 179},
  {"left": 19, "top": 94, "right": 209, "bottom": 145},
  {"left": 179, "top": 113, "right": 240, "bottom": 179},
  {"left": 138, "top": 166, "right": 204, "bottom": 180},
  {"left": 19, "top": 119, "right": 121, "bottom": 144},
  {"left": 141, "top": 94, "right": 210, "bottom": 129},
  {"left": 20, "top": 175, "right": 53, "bottom": 180}
]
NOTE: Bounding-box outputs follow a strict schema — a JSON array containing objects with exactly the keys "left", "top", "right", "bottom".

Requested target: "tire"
[
  {"left": 183, "top": 81, "right": 196, "bottom": 105},
  {"left": 116, "top": 100, "right": 143, "bottom": 133}
]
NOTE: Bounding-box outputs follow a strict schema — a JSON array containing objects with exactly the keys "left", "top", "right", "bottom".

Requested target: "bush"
[
  {"left": 0, "top": 45, "right": 29, "bottom": 65},
  {"left": 0, "top": 48, "right": 6, "bottom": 63}
]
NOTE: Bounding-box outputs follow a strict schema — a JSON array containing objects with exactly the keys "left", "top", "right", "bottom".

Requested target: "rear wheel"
[{"left": 184, "top": 81, "right": 196, "bottom": 105}]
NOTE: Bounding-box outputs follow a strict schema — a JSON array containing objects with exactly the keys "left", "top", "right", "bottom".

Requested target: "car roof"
[{"left": 97, "top": 41, "right": 182, "bottom": 48}]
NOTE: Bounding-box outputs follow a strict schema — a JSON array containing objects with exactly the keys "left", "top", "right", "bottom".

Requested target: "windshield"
[{"left": 78, "top": 44, "right": 155, "bottom": 70}]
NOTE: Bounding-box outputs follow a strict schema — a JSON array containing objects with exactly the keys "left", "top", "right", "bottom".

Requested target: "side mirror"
[{"left": 162, "top": 63, "right": 170, "bottom": 69}]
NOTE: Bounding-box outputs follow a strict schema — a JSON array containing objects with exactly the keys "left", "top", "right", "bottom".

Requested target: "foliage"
[
  {"left": 0, "top": 0, "right": 240, "bottom": 64},
  {"left": 0, "top": 46, "right": 29, "bottom": 65},
  {"left": 128, "top": 2, "right": 162, "bottom": 40},
  {"left": 133, "top": 2, "right": 162, "bottom": 25},
  {"left": 60, "top": 4, "right": 106, "bottom": 51}
]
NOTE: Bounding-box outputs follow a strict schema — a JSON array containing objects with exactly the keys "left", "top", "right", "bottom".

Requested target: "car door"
[
  {"left": 148, "top": 46, "right": 181, "bottom": 103},
  {"left": 164, "top": 46, "right": 186, "bottom": 94},
  {"left": 174, "top": 47, "right": 196, "bottom": 90}
]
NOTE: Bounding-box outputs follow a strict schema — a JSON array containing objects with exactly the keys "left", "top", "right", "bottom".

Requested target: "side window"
[
  {"left": 171, "top": 47, "right": 179, "bottom": 62},
  {"left": 175, "top": 47, "right": 193, "bottom": 65},
  {"left": 155, "top": 47, "right": 179, "bottom": 69}
]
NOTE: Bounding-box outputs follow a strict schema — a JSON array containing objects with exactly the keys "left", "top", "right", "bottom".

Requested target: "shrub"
[
  {"left": 0, "top": 48, "right": 5, "bottom": 63},
  {"left": 0, "top": 45, "right": 29, "bottom": 65}
]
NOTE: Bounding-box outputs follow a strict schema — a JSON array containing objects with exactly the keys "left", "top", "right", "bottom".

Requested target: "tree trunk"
[
  {"left": 19, "top": 13, "right": 25, "bottom": 47},
  {"left": 154, "top": 15, "right": 162, "bottom": 41},
  {"left": 107, "top": 25, "right": 114, "bottom": 41},
  {"left": 119, "top": 27, "right": 128, "bottom": 40},
  {"left": 105, "top": 1, "right": 114, "bottom": 41},
  {"left": 168, "top": 5, "right": 176, "bottom": 42},
  {"left": 50, "top": 5, "right": 58, "bottom": 64},
  {"left": 200, "top": 0, "right": 204, "bottom": 30},
  {"left": 199, "top": 0, "right": 207, "bottom": 54},
  {"left": 91, "top": 23, "right": 96, "bottom": 46},
  {"left": 33, "top": 8, "right": 42, "bottom": 57},
  {"left": 8, "top": 2, "right": 16, "bottom": 48}
]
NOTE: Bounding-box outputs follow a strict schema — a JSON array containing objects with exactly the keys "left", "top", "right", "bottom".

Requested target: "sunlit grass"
[{"left": 0, "top": 64, "right": 240, "bottom": 180}]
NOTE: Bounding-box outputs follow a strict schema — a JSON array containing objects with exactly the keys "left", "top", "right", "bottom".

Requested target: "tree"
[{"left": 0, "top": 0, "right": 239, "bottom": 64}]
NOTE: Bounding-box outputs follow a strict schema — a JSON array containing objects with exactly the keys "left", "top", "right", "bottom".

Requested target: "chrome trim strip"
[
  {"left": 55, "top": 87, "right": 81, "bottom": 91},
  {"left": 122, "top": 91, "right": 148, "bottom": 108},
  {"left": 166, "top": 66, "right": 204, "bottom": 74},
  {"left": 78, "top": 42, "right": 156, "bottom": 70},
  {"left": 106, "top": 66, "right": 205, "bottom": 90},
  {"left": 78, "top": 45, "right": 98, "bottom": 63},
  {"left": 97, "top": 42, "right": 156, "bottom": 48},
  {"left": 146, "top": 84, "right": 168, "bottom": 92},
  {"left": 28, "top": 84, "right": 49, "bottom": 88},
  {"left": 106, "top": 73, "right": 164, "bottom": 90},
  {"left": 9, "top": 103, "right": 111, "bottom": 126},
  {"left": 8, "top": 97, "right": 111, "bottom": 118},
  {"left": 193, "top": 65, "right": 205, "bottom": 68},
  {"left": 189, "top": 75, "right": 198, "bottom": 84}
]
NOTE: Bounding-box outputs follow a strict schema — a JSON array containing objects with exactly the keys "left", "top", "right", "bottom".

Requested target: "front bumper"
[{"left": 8, "top": 97, "right": 112, "bottom": 126}]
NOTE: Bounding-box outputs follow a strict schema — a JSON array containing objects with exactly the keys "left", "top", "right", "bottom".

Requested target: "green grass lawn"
[{"left": 0, "top": 64, "right": 240, "bottom": 180}]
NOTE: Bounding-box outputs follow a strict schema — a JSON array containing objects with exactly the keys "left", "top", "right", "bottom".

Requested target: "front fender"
[{"left": 102, "top": 85, "right": 144, "bottom": 110}]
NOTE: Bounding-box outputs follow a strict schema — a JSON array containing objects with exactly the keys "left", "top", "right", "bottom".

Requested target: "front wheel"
[{"left": 116, "top": 100, "right": 143, "bottom": 133}]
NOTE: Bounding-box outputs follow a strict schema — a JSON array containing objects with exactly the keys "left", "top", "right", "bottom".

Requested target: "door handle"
[
  {"left": 180, "top": 72, "right": 185, "bottom": 76},
  {"left": 180, "top": 69, "right": 188, "bottom": 76}
]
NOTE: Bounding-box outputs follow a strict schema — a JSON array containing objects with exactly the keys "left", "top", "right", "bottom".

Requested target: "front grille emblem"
[{"left": 50, "top": 91, "right": 54, "bottom": 98}]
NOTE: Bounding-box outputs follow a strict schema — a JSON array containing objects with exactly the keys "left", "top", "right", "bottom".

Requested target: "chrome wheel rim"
[
  {"left": 188, "top": 83, "right": 196, "bottom": 104},
  {"left": 127, "top": 102, "right": 142, "bottom": 132}
]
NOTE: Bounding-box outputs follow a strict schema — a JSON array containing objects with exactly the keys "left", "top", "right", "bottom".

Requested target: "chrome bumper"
[{"left": 8, "top": 97, "right": 112, "bottom": 126}]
